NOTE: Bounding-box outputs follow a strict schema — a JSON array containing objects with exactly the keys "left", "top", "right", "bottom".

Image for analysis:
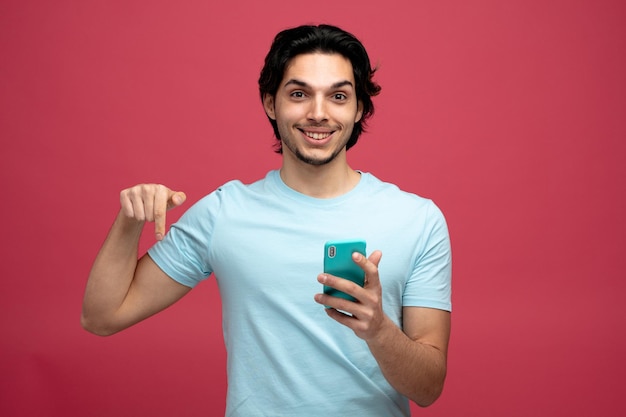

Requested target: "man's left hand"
[{"left": 314, "top": 250, "right": 389, "bottom": 341}]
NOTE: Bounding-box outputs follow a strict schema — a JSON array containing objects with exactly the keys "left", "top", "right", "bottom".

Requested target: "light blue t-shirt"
[{"left": 148, "top": 170, "right": 452, "bottom": 417}]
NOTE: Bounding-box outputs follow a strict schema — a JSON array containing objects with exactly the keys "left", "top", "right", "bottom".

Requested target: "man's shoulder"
[
  {"left": 362, "top": 172, "right": 432, "bottom": 204},
  {"left": 189, "top": 171, "right": 278, "bottom": 211},
  {"left": 200, "top": 171, "right": 277, "bottom": 197}
]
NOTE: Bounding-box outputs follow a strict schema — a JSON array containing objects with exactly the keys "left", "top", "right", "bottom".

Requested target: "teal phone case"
[{"left": 323, "top": 239, "right": 366, "bottom": 302}]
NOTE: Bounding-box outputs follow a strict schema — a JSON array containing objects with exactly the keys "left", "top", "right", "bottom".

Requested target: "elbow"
[
  {"left": 413, "top": 372, "right": 446, "bottom": 408},
  {"left": 80, "top": 312, "right": 119, "bottom": 337},
  {"left": 415, "top": 391, "right": 442, "bottom": 408},
  {"left": 414, "top": 386, "right": 444, "bottom": 408}
]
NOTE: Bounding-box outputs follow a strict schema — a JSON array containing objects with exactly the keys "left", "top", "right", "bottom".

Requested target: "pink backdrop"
[{"left": 2, "top": 1, "right": 625, "bottom": 416}]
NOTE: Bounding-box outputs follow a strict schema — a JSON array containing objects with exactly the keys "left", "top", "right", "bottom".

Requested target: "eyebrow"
[{"left": 283, "top": 79, "right": 355, "bottom": 90}]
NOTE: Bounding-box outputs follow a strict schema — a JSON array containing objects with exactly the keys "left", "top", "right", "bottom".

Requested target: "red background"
[{"left": 1, "top": 1, "right": 625, "bottom": 416}]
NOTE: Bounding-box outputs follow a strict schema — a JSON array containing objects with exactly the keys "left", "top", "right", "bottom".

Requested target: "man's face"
[{"left": 264, "top": 53, "right": 363, "bottom": 166}]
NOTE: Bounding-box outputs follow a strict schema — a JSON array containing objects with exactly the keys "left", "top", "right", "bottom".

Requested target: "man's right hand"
[
  {"left": 119, "top": 184, "right": 187, "bottom": 241},
  {"left": 81, "top": 184, "right": 191, "bottom": 336}
]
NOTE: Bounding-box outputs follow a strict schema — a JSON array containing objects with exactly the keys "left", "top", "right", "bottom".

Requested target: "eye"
[
  {"left": 332, "top": 93, "right": 348, "bottom": 101},
  {"left": 290, "top": 91, "right": 306, "bottom": 99}
]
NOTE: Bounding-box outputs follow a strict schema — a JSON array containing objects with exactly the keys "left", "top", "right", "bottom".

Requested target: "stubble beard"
[
  {"left": 281, "top": 128, "right": 352, "bottom": 167},
  {"left": 292, "top": 146, "right": 344, "bottom": 166}
]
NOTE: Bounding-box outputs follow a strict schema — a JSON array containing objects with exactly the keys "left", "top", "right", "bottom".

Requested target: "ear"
[
  {"left": 263, "top": 94, "right": 276, "bottom": 120},
  {"left": 355, "top": 100, "right": 364, "bottom": 123}
]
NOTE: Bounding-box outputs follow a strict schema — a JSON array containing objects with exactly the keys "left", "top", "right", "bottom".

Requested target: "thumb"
[
  {"left": 168, "top": 191, "right": 187, "bottom": 209},
  {"left": 368, "top": 250, "right": 383, "bottom": 268}
]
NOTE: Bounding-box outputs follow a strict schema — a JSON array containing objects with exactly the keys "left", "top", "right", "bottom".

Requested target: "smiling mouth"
[{"left": 299, "top": 129, "right": 333, "bottom": 140}]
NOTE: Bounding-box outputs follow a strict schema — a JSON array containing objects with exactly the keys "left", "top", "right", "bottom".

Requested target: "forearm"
[
  {"left": 81, "top": 211, "right": 145, "bottom": 335},
  {"left": 367, "top": 317, "right": 447, "bottom": 407}
]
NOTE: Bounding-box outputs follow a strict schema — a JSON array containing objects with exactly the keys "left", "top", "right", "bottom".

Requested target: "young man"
[{"left": 82, "top": 24, "right": 452, "bottom": 416}]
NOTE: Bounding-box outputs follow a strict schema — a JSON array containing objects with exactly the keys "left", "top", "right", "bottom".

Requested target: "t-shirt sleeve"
[
  {"left": 402, "top": 201, "right": 452, "bottom": 311},
  {"left": 147, "top": 189, "right": 222, "bottom": 288}
]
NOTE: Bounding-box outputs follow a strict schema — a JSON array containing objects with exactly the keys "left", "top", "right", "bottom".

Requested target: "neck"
[{"left": 279, "top": 154, "right": 361, "bottom": 198}]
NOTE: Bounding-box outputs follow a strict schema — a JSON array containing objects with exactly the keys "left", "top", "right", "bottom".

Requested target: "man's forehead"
[{"left": 282, "top": 52, "right": 355, "bottom": 86}]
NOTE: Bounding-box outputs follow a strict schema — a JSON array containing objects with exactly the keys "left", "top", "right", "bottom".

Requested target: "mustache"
[{"left": 295, "top": 123, "right": 337, "bottom": 130}]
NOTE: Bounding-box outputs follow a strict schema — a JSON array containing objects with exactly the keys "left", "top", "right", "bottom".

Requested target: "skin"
[
  {"left": 81, "top": 52, "right": 450, "bottom": 407},
  {"left": 263, "top": 53, "right": 363, "bottom": 198}
]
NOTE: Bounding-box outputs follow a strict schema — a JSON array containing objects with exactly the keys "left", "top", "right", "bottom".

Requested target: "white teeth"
[{"left": 304, "top": 131, "right": 331, "bottom": 140}]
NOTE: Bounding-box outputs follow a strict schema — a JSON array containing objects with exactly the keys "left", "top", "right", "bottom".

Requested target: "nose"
[{"left": 307, "top": 95, "right": 328, "bottom": 123}]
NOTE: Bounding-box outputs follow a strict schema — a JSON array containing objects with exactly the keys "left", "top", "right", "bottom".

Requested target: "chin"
[{"left": 295, "top": 150, "right": 341, "bottom": 166}]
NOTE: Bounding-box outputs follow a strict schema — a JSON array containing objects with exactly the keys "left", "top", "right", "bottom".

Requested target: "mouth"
[
  {"left": 303, "top": 131, "right": 332, "bottom": 140},
  {"left": 298, "top": 128, "right": 335, "bottom": 141}
]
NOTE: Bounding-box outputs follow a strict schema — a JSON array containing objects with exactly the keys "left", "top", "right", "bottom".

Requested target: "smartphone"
[{"left": 323, "top": 239, "right": 366, "bottom": 302}]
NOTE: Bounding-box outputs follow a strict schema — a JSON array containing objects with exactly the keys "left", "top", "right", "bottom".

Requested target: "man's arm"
[
  {"left": 314, "top": 251, "right": 450, "bottom": 407},
  {"left": 81, "top": 184, "right": 190, "bottom": 336},
  {"left": 364, "top": 306, "right": 450, "bottom": 407}
]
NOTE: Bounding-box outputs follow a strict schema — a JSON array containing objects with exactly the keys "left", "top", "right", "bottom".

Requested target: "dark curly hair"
[{"left": 259, "top": 24, "right": 381, "bottom": 153}]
